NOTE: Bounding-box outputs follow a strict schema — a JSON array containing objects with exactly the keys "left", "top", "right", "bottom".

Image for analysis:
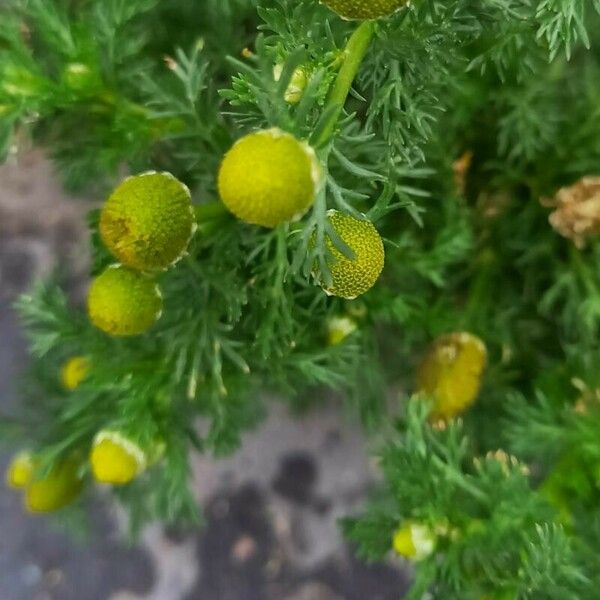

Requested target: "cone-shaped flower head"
[
  {"left": 100, "top": 172, "right": 195, "bottom": 271},
  {"left": 313, "top": 210, "right": 385, "bottom": 299},
  {"left": 417, "top": 332, "right": 487, "bottom": 419},
  {"left": 218, "top": 128, "right": 321, "bottom": 228},
  {"left": 61, "top": 356, "right": 90, "bottom": 391},
  {"left": 87, "top": 266, "right": 162, "bottom": 337},
  {"left": 24, "top": 457, "right": 83, "bottom": 513},
  {"left": 90, "top": 430, "right": 148, "bottom": 485},
  {"left": 392, "top": 522, "right": 436, "bottom": 561},
  {"left": 6, "top": 451, "right": 35, "bottom": 489},
  {"left": 322, "top": 0, "right": 406, "bottom": 20}
]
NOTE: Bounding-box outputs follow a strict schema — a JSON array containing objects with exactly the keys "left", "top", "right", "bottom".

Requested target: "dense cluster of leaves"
[
  {"left": 343, "top": 399, "right": 594, "bottom": 599},
  {"left": 2, "top": 0, "right": 600, "bottom": 596}
]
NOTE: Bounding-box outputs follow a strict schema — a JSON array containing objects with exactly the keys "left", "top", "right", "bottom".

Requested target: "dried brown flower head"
[{"left": 547, "top": 176, "right": 600, "bottom": 247}]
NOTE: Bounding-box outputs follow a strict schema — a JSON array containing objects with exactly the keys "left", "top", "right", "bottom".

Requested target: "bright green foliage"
[
  {"left": 2, "top": 0, "right": 600, "bottom": 596},
  {"left": 343, "top": 400, "right": 592, "bottom": 599}
]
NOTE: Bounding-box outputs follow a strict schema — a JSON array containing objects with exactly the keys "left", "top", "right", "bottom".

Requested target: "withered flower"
[{"left": 547, "top": 177, "right": 600, "bottom": 247}]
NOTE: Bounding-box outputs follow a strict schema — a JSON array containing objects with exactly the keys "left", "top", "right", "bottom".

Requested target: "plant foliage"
[{"left": 2, "top": 0, "right": 600, "bottom": 596}]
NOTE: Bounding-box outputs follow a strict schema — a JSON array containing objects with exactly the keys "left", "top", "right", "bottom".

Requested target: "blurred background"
[{"left": 0, "top": 151, "right": 407, "bottom": 600}]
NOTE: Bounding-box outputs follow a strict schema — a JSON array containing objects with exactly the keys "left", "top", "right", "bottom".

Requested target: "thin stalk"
[
  {"left": 311, "top": 20, "right": 375, "bottom": 149},
  {"left": 570, "top": 245, "right": 598, "bottom": 298}
]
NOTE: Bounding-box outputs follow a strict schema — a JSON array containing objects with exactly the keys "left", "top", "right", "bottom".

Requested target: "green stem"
[
  {"left": 463, "top": 248, "right": 496, "bottom": 327},
  {"left": 569, "top": 245, "right": 597, "bottom": 298},
  {"left": 311, "top": 20, "right": 375, "bottom": 148}
]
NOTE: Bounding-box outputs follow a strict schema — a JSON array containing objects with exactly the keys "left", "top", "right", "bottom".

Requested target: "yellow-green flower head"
[
  {"left": 322, "top": 0, "right": 406, "bottom": 20},
  {"left": 61, "top": 355, "right": 90, "bottom": 391},
  {"left": 392, "top": 522, "right": 436, "bottom": 561},
  {"left": 327, "top": 315, "right": 358, "bottom": 346},
  {"left": 315, "top": 210, "right": 385, "bottom": 299},
  {"left": 87, "top": 265, "right": 162, "bottom": 337},
  {"left": 24, "top": 457, "right": 83, "bottom": 513},
  {"left": 90, "top": 430, "right": 147, "bottom": 485},
  {"left": 100, "top": 172, "right": 195, "bottom": 271},
  {"left": 416, "top": 332, "right": 487, "bottom": 420},
  {"left": 6, "top": 451, "right": 35, "bottom": 489},
  {"left": 218, "top": 128, "right": 322, "bottom": 228}
]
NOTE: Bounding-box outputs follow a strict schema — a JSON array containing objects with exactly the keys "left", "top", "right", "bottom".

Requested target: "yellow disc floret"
[
  {"left": 24, "top": 457, "right": 83, "bottom": 513},
  {"left": 315, "top": 210, "right": 385, "bottom": 299},
  {"left": 87, "top": 265, "right": 162, "bottom": 337},
  {"left": 61, "top": 356, "right": 90, "bottom": 391},
  {"left": 90, "top": 430, "right": 147, "bottom": 485},
  {"left": 392, "top": 522, "right": 436, "bottom": 561},
  {"left": 218, "top": 128, "right": 321, "bottom": 228},
  {"left": 322, "top": 0, "right": 406, "bottom": 20},
  {"left": 416, "top": 332, "right": 487, "bottom": 420},
  {"left": 100, "top": 172, "right": 195, "bottom": 271},
  {"left": 6, "top": 451, "right": 35, "bottom": 489}
]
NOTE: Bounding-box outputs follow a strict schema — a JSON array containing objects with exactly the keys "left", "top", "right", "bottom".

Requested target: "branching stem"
[{"left": 312, "top": 20, "right": 375, "bottom": 149}]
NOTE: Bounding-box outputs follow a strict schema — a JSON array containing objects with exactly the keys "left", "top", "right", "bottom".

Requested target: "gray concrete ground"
[{"left": 0, "top": 152, "right": 409, "bottom": 599}]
